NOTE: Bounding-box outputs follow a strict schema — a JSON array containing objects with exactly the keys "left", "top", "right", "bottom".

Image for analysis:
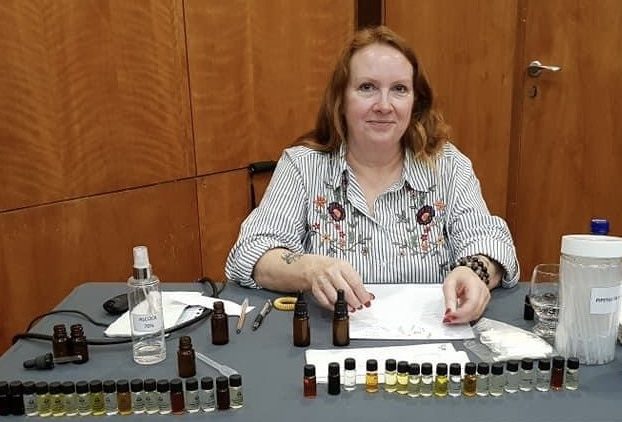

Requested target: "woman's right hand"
[{"left": 302, "top": 254, "right": 373, "bottom": 312}]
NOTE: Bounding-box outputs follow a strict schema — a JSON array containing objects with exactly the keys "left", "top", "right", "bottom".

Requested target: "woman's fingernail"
[
  {"left": 445, "top": 308, "right": 451, "bottom": 315},
  {"left": 358, "top": 305, "right": 363, "bottom": 310},
  {"left": 369, "top": 293, "right": 376, "bottom": 300},
  {"left": 364, "top": 301, "right": 371, "bottom": 308}
]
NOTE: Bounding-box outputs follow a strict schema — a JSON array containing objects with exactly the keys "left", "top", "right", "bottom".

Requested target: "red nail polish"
[
  {"left": 445, "top": 308, "right": 451, "bottom": 315},
  {"left": 364, "top": 301, "right": 371, "bottom": 308}
]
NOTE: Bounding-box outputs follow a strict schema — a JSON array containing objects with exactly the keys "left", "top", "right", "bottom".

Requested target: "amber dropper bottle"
[
  {"left": 293, "top": 291, "right": 311, "bottom": 347},
  {"left": 178, "top": 336, "right": 196, "bottom": 378},
  {"left": 332, "top": 289, "right": 349, "bottom": 346},
  {"left": 211, "top": 301, "right": 229, "bottom": 345}
]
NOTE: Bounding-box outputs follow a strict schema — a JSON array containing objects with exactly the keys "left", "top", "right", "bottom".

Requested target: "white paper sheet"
[
  {"left": 104, "top": 292, "right": 254, "bottom": 337},
  {"left": 306, "top": 343, "right": 470, "bottom": 383},
  {"left": 350, "top": 284, "right": 474, "bottom": 340}
]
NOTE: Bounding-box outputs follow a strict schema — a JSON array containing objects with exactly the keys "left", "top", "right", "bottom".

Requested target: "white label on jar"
[
  {"left": 131, "top": 313, "right": 163, "bottom": 332},
  {"left": 590, "top": 285, "right": 622, "bottom": 314}
]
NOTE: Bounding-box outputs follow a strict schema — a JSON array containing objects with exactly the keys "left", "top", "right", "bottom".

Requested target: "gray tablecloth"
[{"left": 2, "top": 282, "right": 621, "bottom": 421}]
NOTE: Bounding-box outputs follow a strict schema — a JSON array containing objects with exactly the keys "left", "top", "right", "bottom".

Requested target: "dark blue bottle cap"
[{"left": 591, "top": 218, "right": 609, "bottom": 235}]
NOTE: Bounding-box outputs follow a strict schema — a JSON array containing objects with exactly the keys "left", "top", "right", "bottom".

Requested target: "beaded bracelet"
[{"left": 451, "top": 255, "right": 490, "bottom": 285}]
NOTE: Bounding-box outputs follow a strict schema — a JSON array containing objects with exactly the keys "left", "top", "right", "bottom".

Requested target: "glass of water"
[{"left": 529, "top": 263, "right": 560, "bottom": 341}]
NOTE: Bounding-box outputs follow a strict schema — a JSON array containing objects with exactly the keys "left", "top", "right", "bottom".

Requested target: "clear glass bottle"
[
  {"left": 565, "top": 357, "right": 580, "bottom": 390},
  {"left": 35, "top": 382, "right": 51, "bottom": 417},
  {"left": 434, "top": 363, "right": 448, "bottom": 397},
  {"left": 384, "top": 359, "right": 397, "bottom": 392},
  {"left": 116, "top": 380, "right": 132, "bottom": 415},
  {"left": 396, "top": 361, "right": 409, "bottom": 395},
  {"left": 103, "top": 380, "right": 117, "bottom": 416},
  {"left": 407, "top": 363, "right": 421, "bottom": 398},
  {"left": 229, "top": 375, "right": 244, "bottom": 409},
  {"left": 143, "top": 379, "right": 159, "bottom": 415},
  {"left": 344, "top": 358, "right": 356, "bottom": 391},
  {"left": 199, "top": 377, "right": 216, "bottom": 412},
  {"left": 420, "top": 363, "right": 433, "bottom": 397},
  {"left": 61, "top": 382, "right": 78, "bottom": 416},
  {"left": 185, "top": 378, "right": 200, "bottom": 413},
  {"left": 489, "top": 362, "right": 505, "bottom": 396},
  {"left": 536, "top": 359, "right": 551, "bottom": 392},
  {"left": 505, "top": 360, "right": 520, "bottom": 393},
  {"left": 89, "top": 380, "right": 105, "bottom": 416},
  {"left": 127, "top": 245, "right": 166, "bottom": 365},
  {"left": 75, "top": 381, "right": 91, "bottom": 416},
  {"left": 448, "top": 363, "right": 462, "bottom": 397},
  {"left": 519, "top": 358, "right": 534, "bottom": 392},
  {"left": 476, "top": 362, "right": 490, "bottom": 397},
  {"left": 462, "top": 362, "right": 477, "bottom": 397},
  {"left": 156, "top": 379, "right": 171, "bottom": 415},
  {"left": 365, "top": 359, "right": 379, "bottom": 393},
  {"left": 47, "top": 382, "right": 63, "bottom": 417},
  {"left": 130, "top": 379, "right": 145, "bottom": 414},
  {"left": 22, "top": 381, "right": 37, "bottom": 416}
]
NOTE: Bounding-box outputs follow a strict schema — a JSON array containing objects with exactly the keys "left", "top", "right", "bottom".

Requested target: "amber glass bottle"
[
  {"left": 293, "top": 291, "right": 310, "bottom": 347},
  {"left": 178, "top": 336, "right": 197, "bottom": 377},
  {"left": 211, "top": 301, "right": 229, "bottom": 345},
  {"left": 332, "top": 289, "right": 349, "bottom": 346}
]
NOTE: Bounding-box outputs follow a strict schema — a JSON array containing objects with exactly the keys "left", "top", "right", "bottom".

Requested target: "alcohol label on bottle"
[
  {"left": 590, "top": 285, "right": 622, "bottom": 314},
  {"left": 131, "top": 313, "right": 163, "bottom": 332}
]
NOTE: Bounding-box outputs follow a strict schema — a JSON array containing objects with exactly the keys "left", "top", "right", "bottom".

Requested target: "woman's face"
[{"left": 344, "top": 43, "right": 414, "bottom": 151}]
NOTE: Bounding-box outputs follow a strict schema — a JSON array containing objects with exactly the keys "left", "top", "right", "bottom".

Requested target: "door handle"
[{"left": 527, "top": 60, "right": 561, "bottom": 77}]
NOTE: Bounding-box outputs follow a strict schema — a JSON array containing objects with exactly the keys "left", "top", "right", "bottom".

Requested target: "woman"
[{"left": 226, "top": 26, "right": 519, "bottom": 324}]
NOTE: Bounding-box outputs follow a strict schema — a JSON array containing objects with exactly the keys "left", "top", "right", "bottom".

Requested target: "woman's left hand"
[{"left": 442, "top": 266, "right": 490, "bottom": 324}]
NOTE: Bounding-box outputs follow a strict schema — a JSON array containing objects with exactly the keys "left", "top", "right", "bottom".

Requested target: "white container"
[{"left": 555, "top": 235, "right": 622, "bottom": 365}]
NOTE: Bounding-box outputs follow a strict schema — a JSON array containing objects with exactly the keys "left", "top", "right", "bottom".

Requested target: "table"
[{"left": 2, "top": 282, "right": 621, "bottom": 421}]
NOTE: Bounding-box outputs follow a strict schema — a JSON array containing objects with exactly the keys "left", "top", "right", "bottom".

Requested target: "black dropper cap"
[
  {"left": 345, "top": 358, "right": 356, "bottom": 371},
  {"left": 49, "top": 382, "right": 62, "bottom": 395},
  {"left": 200, "top": 377, "right": 214, "bottom": 390},
  {"left": 477, "top": 362, "right": 490, "bottom": 375},
  {"left": 538, "top": 359, "right": 551, "bottom": 371},
  {"left": 88, "top": 380, "right": 102, "bottom": 393},
  {"left": 61, "top": 382, "right": 75, "bottom": 395},
  {"left": 229, "top": 374, "right": 242, "bottom": 388},
  {"left": 170, "top": 379, "right": 183, "bottom": 393},
  {"left": 409, "top": 363, "right": 420, "bottom": 376},
  {"left": 130, "top": 379, "right": 143, "bottom": 393},
  {"left": 421, "top": 362, "right": 433, "bottom": 375},
  {"left": 521, "top": 358, "right": 533, "bottom": 370},
  {"left": 304, "top": 364, "right": 316, "bottom": 377},
  {"left": 366, "top": 359, "right": 377, "bottom": 371},
  {"left": 103, "top": 380, "right": 116, "bottom": 394},
  {"left": 397, "top": 361, "right": 409, "bottom": 374},
  {"left": 185, "top": 378, "right": 198, "bottom": 391},
  {"left": 143, "top": 379, "right": 156, "bottom": 392},
  {"left": 507, "top": 360, "right": 519, "bottom": 372},
  {"left": 436, "top": 363, "right": 448, "bottom": 376},
  {"left": 552, "top": 356, "right": 565, "bottom": 369},
  {"left": 491, "top": 362, "right": 504, "bottom": 375},
  {"left": 385, "top": 359, "right": 397, "bottom": 371},
  {"left": 22, "top": 353, "right": 54, "bottom": 370},
  {"left": 328, "top": 362, "right": 340, "bottom": 376},
  {"left": 75, "top": 381, "right": 89, "bottom": 395},
  {"left": 465, "top": 362, "right": 476, "bottom": 375},
  {"left": 567, "top": 357, "right": 580, "bottom": 370},
  {"left": 34, "top": 381, "right": 48, "bottom": 395},
  {"left": 294, "top": 291, "right": 308, "bottom": 317},
  {"left": 450, "top": 363, "right": 461, "bottom": 376},
  {"left": 215, "top": 376, "right": 228, "bottom": 390},
  {"left": 22, "top": 382, "right": 35, "bottom": 396},
  {"left": 334, "top": 289, "right": 348, "bottom": 318},
  {"left": 116, "top": 380, "right": 129, "bottom": 393},
  {"left": 156, "top": 379, "right": 169, "bottom": 393}
]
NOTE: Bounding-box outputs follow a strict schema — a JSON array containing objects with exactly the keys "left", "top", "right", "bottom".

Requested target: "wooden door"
[{"left": 508, "top": 0, "right": 622, "bottom": 278}]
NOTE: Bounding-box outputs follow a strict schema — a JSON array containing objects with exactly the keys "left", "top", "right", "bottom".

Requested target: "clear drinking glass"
[{"left": 529, "top": 263, "right": 560, "bottom": 341}]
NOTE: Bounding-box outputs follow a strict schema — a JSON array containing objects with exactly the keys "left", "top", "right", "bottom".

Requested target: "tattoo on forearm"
[{"left": 282, "top": 252, "right": 303, "bottom": 264}]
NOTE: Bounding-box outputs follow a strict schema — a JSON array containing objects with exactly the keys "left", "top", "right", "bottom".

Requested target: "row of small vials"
[
  {"left": 303, "top": 356, "right": 580, "bottom": 397},
  {"left": 0, "top": 375, "right": 243, "bottom": 417}
]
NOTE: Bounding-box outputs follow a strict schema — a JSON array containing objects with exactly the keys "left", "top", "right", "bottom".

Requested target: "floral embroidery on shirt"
[
  {"left": 310, "top": 195, "right": 370, "bottom": 256},
  {"left": 416, "top": 205, "right": 435, "bottom": 225}
]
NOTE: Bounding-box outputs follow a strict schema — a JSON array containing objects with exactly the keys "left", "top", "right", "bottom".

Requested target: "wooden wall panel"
[
  {"left": 386, "top": 0, "right": 518, "bottom": 217},
  {"left": 0, "top": 0, "right": 194, "bottom": 211},
  {"left": 0, "top": 180, "right": 202, "bottom": 351},
  {"left": 185, "top": 0, "right": 355, "bottom": 174}
]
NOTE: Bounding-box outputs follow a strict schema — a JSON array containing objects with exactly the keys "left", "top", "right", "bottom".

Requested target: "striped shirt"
[{"left": 226, "top": 142, "right": 519, "bottom": 288}]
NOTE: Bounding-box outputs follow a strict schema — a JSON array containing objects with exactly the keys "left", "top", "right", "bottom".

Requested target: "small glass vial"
[
  {"left": 328, "top": 362, "right": 341, "bottom": 395},
  {"left": 130, "top": 379, "right": 145, "bottom": 414},
  {"left": 384, "top": 359, "right": 397, "bottom": 393},
  {"left": 448, "top": 363, "right": 462, "bottom": 397},
  {"left": 185, "top": 378, "right": 200, "bottom": 413},
  {"left": 156, "top": 379, "right": 171, "bottom": 415},
  {"left": 519, "top": 358, "right": 534, "bottom": 392},
  {"left": 229, "top": 374, "right": 244, "bottom": 409},
  {"left": 89, "top": 380, "right": 105, "bottom": 416},
  {"left": 0, "top": 381, "right": 8, "bottom": 417},
  {"left": 489, "top": 362, "right": 505, "bottom": 397},
  {"left": 420, "top": 362, "right": 433, "bottom": 397},
  {"left": 143, "top": 379, "right": 159, "bottom": 415},
  {"left": 35, "top": 382, "right": 51, "bottom": 417},
  {"left": 52, "top": 324, "right": 70, "bottom": 360},
  {"left": 536, "top": 359, "right": 551, "bottom": 392},
  {"left": 178, "top": 336, "right": 196, "bottom": 378},
  {"left": 22, "top": 381, "right": 37, "bottom": 416},
  {"left": 48, "top": 382, "right": 64, "bottom": 417},
  {"left": 303, "top": 364, "right": 317, "bottom": 398},
  {"left": 565, "top": 357, "right": 580, "bottom": 390},
  {"left": 505, "top": 360, "right": 520, "bottom": 393},
  {"left": 70, "top": 324, "right": 89, "bottom": 364},
  {"left": 462, "top": 362, "right": 477, "bottom": 397},
  {"left": 476, "top": 362, "right": 490, "bottom": 397},
  {"left": 170, "top": 379, "right": 185, "bottom": 415},
  {"left": 434, "top": 363, "right": 448, "bottom": 397},
  {"left": 103, "top": 380, "right": 117, "bottom": 416},
  {"left": 365, "top": 359, "right": 379, "bottom": 393},
  {"left": 216, "top": 376, "right": 230, "bottom": 410},
  {"left": 116, "top": 380, "right": 132, "bottom": 415},
  {"left": 61, "top": 381, "right": 78, "bottom": 417},
  {"left": 211, "top": 301, "right": 229, "bottom": 345},
  {"left": 407, "top": 363, "right": 421, "bottom": 398},
  {"left": 344, "top": 358, "right": 357, "bottom": 391},
  {"left": 396, "top": 361, "right": 409, "bottom": 395},
  {"left": 75, "top": 381, "right": 91, "bottom": 416},
  {"left": 550, "top": 356, "right": 565, "bottom": 390},
  {"left": 9, "top": 381, "right": 24, "bottom": 416},
  {"left": 199, "top": 377, "right": 216, "bottom": 412}
]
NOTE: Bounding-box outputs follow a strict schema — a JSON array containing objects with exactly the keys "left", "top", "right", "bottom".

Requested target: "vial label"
[
  {"left": 185, "top": 391, "right": 200, "bottom": 413},
  {"left": 230, "top": 389, "right": 244, "bottom": 409},
  {"left": 199, "top": 390, "right": 216, "bottom": 411},
  {"left": 77, "top": 395, "right": 91, "bottom": 415},
  {"left": 131, "top": 313, "right": 163, "bottom": 332},
  {"left": 132, "top": 393, "right": 145, "bottom": 414}
]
